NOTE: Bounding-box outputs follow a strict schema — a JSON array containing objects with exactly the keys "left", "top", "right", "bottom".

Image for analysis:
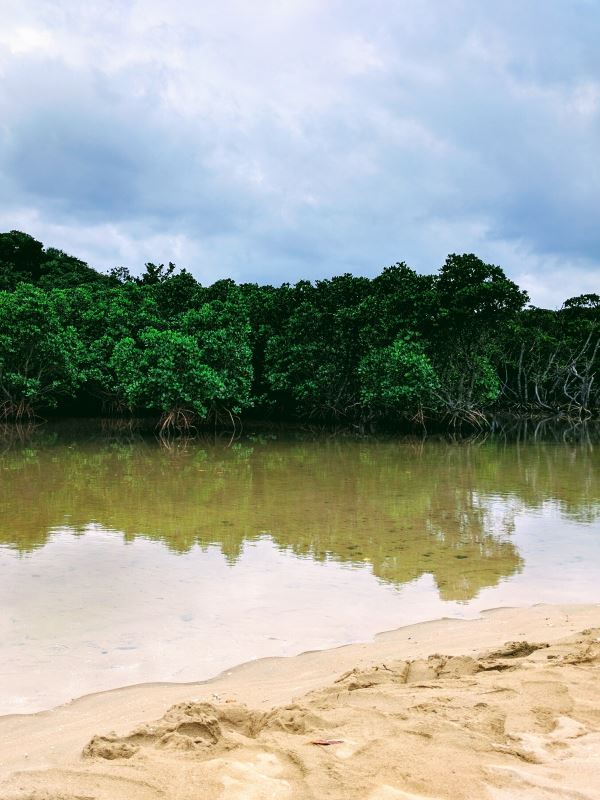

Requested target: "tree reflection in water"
[{"left": 0, "top": 422, "right": 598, "bottom": 603}]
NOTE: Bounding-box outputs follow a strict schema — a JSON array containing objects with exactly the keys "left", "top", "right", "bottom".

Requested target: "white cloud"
[{"left": 0, "top": 0, "right": 598, "bottom": 305}]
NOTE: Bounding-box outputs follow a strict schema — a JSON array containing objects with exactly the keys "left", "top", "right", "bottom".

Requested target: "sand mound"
[
  {"left": 3, "top": 626, "right": 600, "bottom": 800},
  {"left": 83, "top": 701, "right": 267, "bottom": 760}
]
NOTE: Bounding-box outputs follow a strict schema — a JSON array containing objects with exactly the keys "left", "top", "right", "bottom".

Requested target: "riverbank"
[{"left": 1, "top": 603, "right": 599, "bottom": 799}]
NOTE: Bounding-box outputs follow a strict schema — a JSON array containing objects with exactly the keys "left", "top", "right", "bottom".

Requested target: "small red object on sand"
[{"left": 310, "top": 739, "right": 344, "bottom": 746}]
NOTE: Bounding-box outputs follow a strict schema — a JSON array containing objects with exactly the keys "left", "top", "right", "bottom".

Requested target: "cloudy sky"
[{"left": 0, "top": 1, "right": 599, "bottom": 306}]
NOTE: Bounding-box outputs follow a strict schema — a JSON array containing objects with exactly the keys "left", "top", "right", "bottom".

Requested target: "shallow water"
[{"left": 1, "top": 424, "right": 599, "bottom": 714}]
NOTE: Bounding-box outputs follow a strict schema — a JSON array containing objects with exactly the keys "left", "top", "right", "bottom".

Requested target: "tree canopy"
[{"left": 0, "top": 230, "right": 597, "bottom": 428}]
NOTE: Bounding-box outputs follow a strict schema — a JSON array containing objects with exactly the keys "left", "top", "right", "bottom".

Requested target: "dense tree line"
[{"left": 0, "top": 230, "right": 597, "bottom": 429}]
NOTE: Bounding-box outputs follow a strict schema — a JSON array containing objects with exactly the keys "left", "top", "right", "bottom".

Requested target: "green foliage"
[
  {"left": 106, "top": 289, "right": 254, "bottom": 427},
  {"left": 501, "top": 297, "right": 599, "bottom": 413},
  {"left": 264, "top": 276, "right": 375, "bottom": 418},
  {"left": 137, "top": 261, "right": 177, "bottom": 285},
  {"left": 434, "top": 253, "right": 529, "bottom": 329},
  {"left": 0, "top": 230, "right": 597, "bottom": 426},
  {"left": 427, "top": 255, "right": 528, "bottom": 418},
  {"left": 0, "top": 231, "right": 107, "bottom": 290},
  {"left": 177, "top": 296, "right": 253, "bottom": 414},
  {"left": 52, "top": 283, "right": 162, "bottom": 409},
  {"left": 0, "top": 231, "right": 44, "bottom": 285},
  {"left": 435, "top": 353, "right": 501, "bottom": 412},
  {"left": 37, "top": 248, "right": 107, "bottom": 289},
  {"left": 110, "top": 329, "right": 226, "bottom": 423},
  {"left": 0, "top": 284, "right": 84, "bottom": 418},
  {"left": 150, "top": 270, "right": 202, "bottom": 320},
  {"left": 359, "top": 336, "right": 439, "bottom": 415}
]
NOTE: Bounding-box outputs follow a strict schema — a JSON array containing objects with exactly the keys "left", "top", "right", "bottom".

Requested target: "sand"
[{"left": 1, "top": 603, "right": 599, "bottom": 799}]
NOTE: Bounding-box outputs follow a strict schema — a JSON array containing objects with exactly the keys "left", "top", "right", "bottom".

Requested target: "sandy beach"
[{"left": 0, "top": 603, "right": 599, "bottom": 799}]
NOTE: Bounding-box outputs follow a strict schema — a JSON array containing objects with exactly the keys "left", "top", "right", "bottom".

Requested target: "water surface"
[{"left": 1, "top": 424, "right": 599, "bottom": 713}]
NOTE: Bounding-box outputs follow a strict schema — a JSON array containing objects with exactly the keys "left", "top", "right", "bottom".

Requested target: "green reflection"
[{"left": 1, "top": 426, "right": 598, "bottom": 602}]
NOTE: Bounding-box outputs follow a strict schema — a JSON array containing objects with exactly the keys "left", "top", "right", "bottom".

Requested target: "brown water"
[{"left": 1, "top": 424, "right": 599, "bottom": 713}]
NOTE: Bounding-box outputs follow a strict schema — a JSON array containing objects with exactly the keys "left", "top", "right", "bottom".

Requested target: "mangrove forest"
[{"left": 0, "top": 229, "right": 598, "bottom": 429}]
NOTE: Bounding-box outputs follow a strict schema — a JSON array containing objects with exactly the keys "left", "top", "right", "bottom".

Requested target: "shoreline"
[
  {"left": 1, "top": 602, "right": 599, "bottom": 798},
  {"left": 0, "top": 605, "right": 499, "bottom": 722},
  {"left": 3, "top": 415, "right": 600, "bottom": 442},
  {"left": 0, "top": 602, "right": 580, "bottom": 723}
]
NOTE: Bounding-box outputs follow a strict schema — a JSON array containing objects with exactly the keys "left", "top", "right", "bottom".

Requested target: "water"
[{"left": 1, "top": 424, "right": 599, "bottom": 714}]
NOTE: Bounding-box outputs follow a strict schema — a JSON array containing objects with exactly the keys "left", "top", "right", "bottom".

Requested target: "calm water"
[{"left": 1, "top": 424, "right": 599, "bottom": 714}]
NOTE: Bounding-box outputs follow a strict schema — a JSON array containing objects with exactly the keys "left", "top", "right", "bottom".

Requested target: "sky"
[{"left": 0, "top": 1, "right": 599, "bottom": 307}]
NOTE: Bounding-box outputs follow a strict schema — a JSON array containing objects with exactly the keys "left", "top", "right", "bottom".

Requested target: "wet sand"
[{"left": 1, "top": 603, "right": 599, "bottom": 799}]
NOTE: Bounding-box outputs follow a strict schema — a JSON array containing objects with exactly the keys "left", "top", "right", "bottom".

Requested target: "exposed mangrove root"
[
  {"left": 157, "top": 407, "right": 198, "bottom": 435},
  {"left": 0, "top": 399, "right": 40, "bottom": 423},
  {"left": 208, "top": 405, "right": 243, "bottom": 443},
  {"left": 441, "top": 407, "right": 490, "bottom": 430},
  {"left": 99, "top": 396, "right": 133, "bottom": 417}
]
